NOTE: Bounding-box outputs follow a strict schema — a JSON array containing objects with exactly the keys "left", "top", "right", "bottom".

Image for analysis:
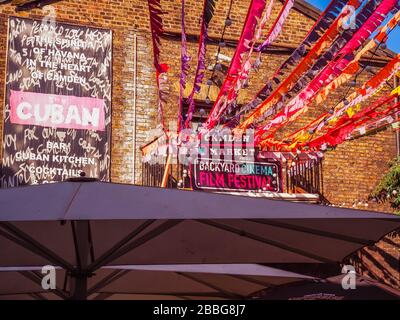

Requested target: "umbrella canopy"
[
  {"left": 256, "top": 274, "right": 400, "bottom": 300},
  {"left": 0, "top": 180, "right": 399, "bottom": 299},
  {"left": 0, "top": 264, "right": 315, "bottom": 300}
]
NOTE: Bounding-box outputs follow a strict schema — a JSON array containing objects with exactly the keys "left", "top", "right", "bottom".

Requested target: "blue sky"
[{"left": 305, "top": 0, "right": 400, "bottom": 53}]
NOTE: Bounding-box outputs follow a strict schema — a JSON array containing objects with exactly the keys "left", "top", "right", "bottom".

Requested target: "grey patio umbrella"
[
  {"left": 0, "top": 179, "right": 399, "bottom": 299},
  {"left": 255, "top": 273, "right": 400, "bottom": 300},
  {"left": 0, "top": 264, "right": 315, "bottom": 300}
]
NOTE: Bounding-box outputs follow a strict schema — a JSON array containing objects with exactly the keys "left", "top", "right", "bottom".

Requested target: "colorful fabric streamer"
[
  {"left": 184, "top": 0, "right": 218, "bottom": 129},
  {"left": 206, "top": 0, "right": 297, "bottom": 129},
  {"left": 147, "top": 0, "right": 169, "bottom": 133},
  {"left": 178, "top": 0, "right": 191, "bottom": 132},
  {"left": 255, "top": 0, "right": 398, "bottom": 141},
  {"left": 255, "top": 0, "right": 294, "bottom": 52},
  {"left": 236, "top": 0, "right": 363, "bottom": 130},
  {"left": 205, "top": 0, "right": 267, "bottom": 129},
  {"left": 216, "top": 0, "right": 276, "bottom": 120},
  {"left": 308, "top": 96, "right": 400, "bottom": 149},
  {"left": 315, "top": 10, "right": 400, "bottom": 105},
  {"left": 264, "top": 54, "right": 400, "bottom": 150}
]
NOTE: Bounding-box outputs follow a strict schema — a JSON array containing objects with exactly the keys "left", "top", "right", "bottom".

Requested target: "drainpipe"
[
  {"left": 395, "top": 76, "right": 400, "bottom": 156},
  {"left": 133, "top": 33, "right": 138, "bottom": 184}
]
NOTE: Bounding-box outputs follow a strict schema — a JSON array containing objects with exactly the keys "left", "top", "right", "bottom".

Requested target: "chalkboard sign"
[{"left": 1, "top": 17, "right": 112, "bottom": 187}]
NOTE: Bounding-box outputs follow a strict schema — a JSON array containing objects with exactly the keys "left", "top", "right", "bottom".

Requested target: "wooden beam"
[
  {"left": 15, "top": 0, "right": 63, "bottom": 11},
  {"left": 161, "top": 31, "right": 392, "bottom": 67}
]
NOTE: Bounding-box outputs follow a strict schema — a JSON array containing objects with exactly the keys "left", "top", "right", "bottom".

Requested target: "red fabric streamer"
[
  {"left": 178, "top": 0, "right": 191, "bottom": 132},
  {"left": 308, "top": 97, "right": 400, "bottom": 149},
  {"left": 205, "top": 0, "right": 267, "bottom": 129},
  {"left": 148, "top": 0, "right": 169, "bottom": 133},
  {"left": 255, "top": 0, "right": 294, "bottom": 52},
  {"left": 184, "top": 0, "right": 218, "bottom": 129},
  {"left": 237, "top": 1, "right": 361, "bottom": 130},
  {"left": 255, "top": 0, "right": 398, "bottom": 141}
]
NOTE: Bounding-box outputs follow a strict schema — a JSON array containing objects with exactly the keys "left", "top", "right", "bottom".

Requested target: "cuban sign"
[
  {"left": 192, "top": 158, "right": 281, "bottom": 192},
  {"left": 1, "top": 17, "right": 112, "bottom": 187}
]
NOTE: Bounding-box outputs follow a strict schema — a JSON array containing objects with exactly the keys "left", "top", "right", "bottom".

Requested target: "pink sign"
[{"left": 10, "top": 90, "right": 106, "bottom": 131}]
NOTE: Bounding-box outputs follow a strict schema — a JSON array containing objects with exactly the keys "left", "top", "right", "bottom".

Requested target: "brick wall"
[{"left": 0, "top": 0, "right": 398, "bottom": 290}]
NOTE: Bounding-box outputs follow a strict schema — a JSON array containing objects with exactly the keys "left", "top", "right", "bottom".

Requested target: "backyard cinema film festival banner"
[{"left": 1, "top": 17, "right": 112, "bottom": 187}]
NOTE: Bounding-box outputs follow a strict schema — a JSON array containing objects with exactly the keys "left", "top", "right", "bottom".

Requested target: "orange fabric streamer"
[{"left": 237, "top": 2, "right": 361, "bottom": 130}]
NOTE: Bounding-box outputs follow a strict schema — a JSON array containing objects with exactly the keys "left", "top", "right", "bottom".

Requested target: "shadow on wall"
[{"left": 346, "top": 229, "right": 400, "bottom": 289}]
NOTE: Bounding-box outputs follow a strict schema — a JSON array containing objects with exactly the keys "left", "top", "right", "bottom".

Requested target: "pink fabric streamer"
[
  {"left": 184, "top": 0, "right": 217, "bottom": 129},
  {"left": 256, "top": 0, "right": 294, "bottom": 52},
  {"left": 223, "top": 0, "right": 275, "bottom": 117},
  {"left": 255, "top": 0, "right": 398, "bottom": 140},
  {"left": 147, "top": 0, "right": 169, "bottom": 133},
  {"left": 178, "top": 0, "right": 191, "bottom": 131},
  {"left": 205, "top": 0, "right": 267, "bottom": 129}
]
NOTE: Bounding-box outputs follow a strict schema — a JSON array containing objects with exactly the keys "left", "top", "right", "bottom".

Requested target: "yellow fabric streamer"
[
  {"left": 328, "top": 117, "right": 338, "bottom": 125},
  {"left": 296, "top": 132, "right": 311, "bottom": 143},
  {"left": 346, "top": 107, "right": 355, "bottom": 118},
  {"left": 391, "top": 85, "right": 400, "bottom": 96}
]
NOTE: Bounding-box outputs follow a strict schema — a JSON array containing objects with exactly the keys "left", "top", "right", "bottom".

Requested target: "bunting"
[
  {"left": 206, "top": 0, "right": 298, "bottom": 129},
  {"left": 184, "top": 0, "right": 218, "bottom": 129},
  {"left": 147, "top": 0, "right": 400, "bottom": 154},
  {"left": 307, "top": 97, "right": 400, "bottom": 149},
  {"left": 255, "top": 0, "right": 398, "bottom": 142},
  {"left": 205, "top": 0, "right": 267, "bottom": 129},
  {"left": 178, "top": 0, "right": 191, "bottom": 132},
  {"left": 148, "top": 0, "right": 169, "bottom": 133},
  {"left": 236, "top": 0, "right": 364, "bottom": 130},
  {"left": 255, "top": 0, "right": 294, "bottom": 52},
  {"left": 263, "top": 54, "right": 400, "bottom": 150}
]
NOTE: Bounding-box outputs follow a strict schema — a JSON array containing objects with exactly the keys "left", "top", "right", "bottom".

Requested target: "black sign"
[
  {"left": 1, "top": 17, "right": 112, "bottom": 187},
  {"left": 192, "top": 158, "right": 281, "bottom": 192}
]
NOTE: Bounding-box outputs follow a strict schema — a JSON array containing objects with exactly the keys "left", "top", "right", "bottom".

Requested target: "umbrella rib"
[
  {"left": 62, "top": 183, "right": 83, "bottom": 220},
  {"left": 87, "top": 269, "right": 130, "bottom": 296},
  {"left": 176, "top": 272, "right": 244, "bottom": 299},
  {"left": 88, "top": 220, "right": 182, "bottom": 272},
  {"left": 247, "top": 219, "right": 375, "bottom": 245},
  {"left": 94, "top": 291, "right": 229, "bottom": 299},
  {"left": 62, "top": 270, "right": 69, "bottom": 292},
  {"left": 92, "top": 292, "right": 114, "bottom": 300},
  {"left": 19, "top": 271, "right": 69, "bottom": 300},
  {"left": 71, "top": 221, "right": 82, "bottom": 269},
  {"left": 86, "top": 219, "right": 156, "bottom": 271},
  {"left": 29, "top": 292, "right": 48, "bottom": 300},
  {"left": 227, "top": 274, "right": 276, "bottom": 288},
  {"left": 70, "top": 221, "right": 96, "bottom": 269},
  {"left": 88, "top": 222, "right": 96, "bottom": 262},
  {"left": 0, "top": 292, "right": 48, "bottom": 300},
  {"left": 0, "top": 222, "right": 74, "bottom": 271},
  {"left": 197, "top": 220, "right": 335, "bottom": 264}
]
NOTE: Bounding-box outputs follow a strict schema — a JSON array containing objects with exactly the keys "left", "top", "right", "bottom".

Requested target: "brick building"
[{"left": 0, "top": 0, "right": 398, "bottom": 289}]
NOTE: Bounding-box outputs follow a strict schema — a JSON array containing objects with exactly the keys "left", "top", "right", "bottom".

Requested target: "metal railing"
[{"left": 142, "top": 151, "right": 325, "bottom": 200}]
